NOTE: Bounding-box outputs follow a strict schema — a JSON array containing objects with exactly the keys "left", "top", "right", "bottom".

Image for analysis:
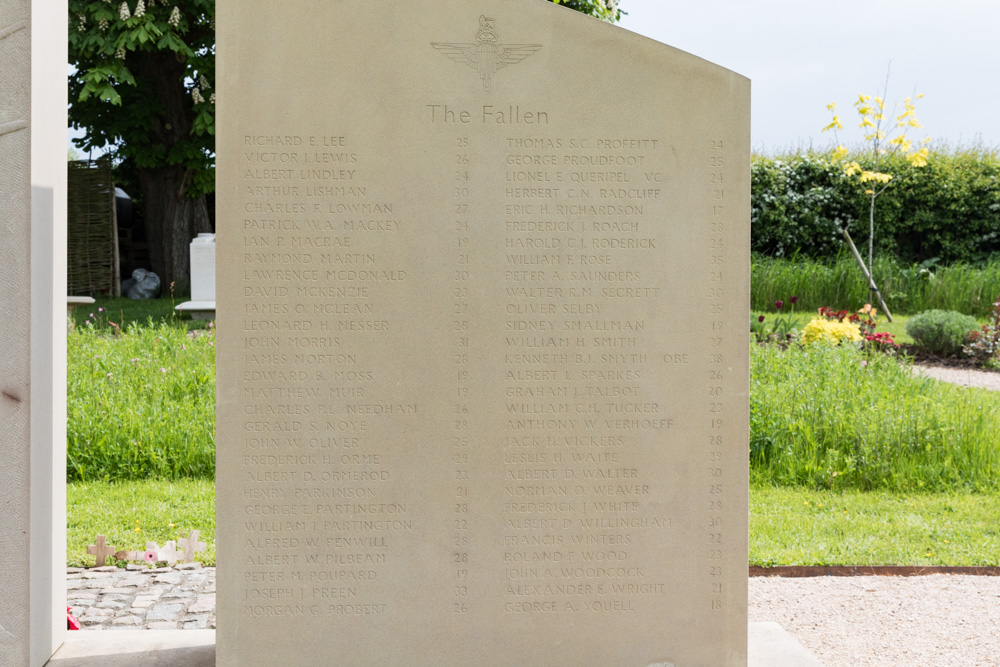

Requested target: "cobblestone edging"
[{"left": 68, "top": 565, "right": 216, "bottom": 630}]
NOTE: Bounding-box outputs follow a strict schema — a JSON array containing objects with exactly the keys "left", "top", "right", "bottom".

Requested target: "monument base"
[
  {"left": 749, "top": 622, "right": 824, "bottom": 667},
  {"left": 45, "top": 624, "right": 823, "bottom": 666},
  {"left": 174, "top": 300, "right": 216, "bottom": 320},
  {"left": 46, "top": 630, "right": 215, "bottom": 666}
]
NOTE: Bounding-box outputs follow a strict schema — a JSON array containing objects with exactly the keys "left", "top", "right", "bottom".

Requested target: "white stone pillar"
[{"left": 0, "top": 0, "right": 68, "bottom": 664}]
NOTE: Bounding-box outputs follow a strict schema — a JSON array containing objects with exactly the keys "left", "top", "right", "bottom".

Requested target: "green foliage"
[
  {"left": 750, "top": 343, "right": 1000, "bottom": 492},
  {"left": 67, "top": 320, "right": 215, "bottom": 481},
  {"left": 68, "top": 0, "right": 613, "bottom": 200},
  {"left": 550, "top": 0, "right": 623, "bottom": 21},
  {"left": 751, "top": 254, "right": 1000, "bottom": 318},
  {"left": 67, "top": 479, "right": 215, "bottom": 566},
  {"left": 963, "top": 296, "right": 1000, "bottom": 364},
  {"left": 751, "top": 149, "right": 1000, "bottom": 263},
  {"left": 68, "top": 0, "right": 215, "bottom": 196},
  {"left": 905, "top": 310, "right": 979, "bottom": 356},
  {"left": 751, "top": 486, "right": 1000, "bottom": 566}
]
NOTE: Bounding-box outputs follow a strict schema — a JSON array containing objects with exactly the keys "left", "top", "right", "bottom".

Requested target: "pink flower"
[{"left": 160, "top": 368, "right": 167, "bottom": 373}]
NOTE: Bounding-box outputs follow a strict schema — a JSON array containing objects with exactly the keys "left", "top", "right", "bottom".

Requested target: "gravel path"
[
  {"left": 913, "top": 363, "right": 1000, "bottom": 391},
  {"left": 71, "top": 566, "right": 1000, "bottom": 665},
  {"left": 750, "top": 574, "right": 1000, "bottom": 666}
]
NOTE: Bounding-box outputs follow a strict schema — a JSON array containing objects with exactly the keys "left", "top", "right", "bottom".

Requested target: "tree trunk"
[
  {"left": 130, "top": 50, "right": 211, "bottom": 293},
  {"left": 138, "top": 167, "right": 210, "bottom": 294}
]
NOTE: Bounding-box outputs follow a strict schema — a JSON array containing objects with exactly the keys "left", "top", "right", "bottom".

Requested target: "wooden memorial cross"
[
  {"left": 157, "top": 540, "right": 180, "bottom": 565},
  {"left": 178, "top": 529, "right": 206, "bottom": 563},
  {"left": 86, "top": 535, "right": 116, "bottom": 567}
]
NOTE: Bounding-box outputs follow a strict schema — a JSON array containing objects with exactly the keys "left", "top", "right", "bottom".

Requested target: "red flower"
[
  {"left": 775, "top": 300, "right": 784, "bottom": 310},
  {"left": 758, "top": 315, "right": 766, "bottom": 322},
  {"left": 790, "top": 296, "right": 799, "bottom": 305}
]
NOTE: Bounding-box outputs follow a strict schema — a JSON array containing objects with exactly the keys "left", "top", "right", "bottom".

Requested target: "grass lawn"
[
  {"left": 66, "top": 479, "right": 1000, "bottom": 569},
  {"left": 68, "top": 479, "right": 215, "bottom": 567},
  {"left": 70, "top": 296, "right": 210, "bottom": 331},
  {"left": 751, "top": 485, "right": 1000, "bottom": 566}
]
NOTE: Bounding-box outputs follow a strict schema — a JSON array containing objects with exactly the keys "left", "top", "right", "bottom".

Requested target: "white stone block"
[{"left": 189, "top": 233, "right": 216, "bottom": 302}]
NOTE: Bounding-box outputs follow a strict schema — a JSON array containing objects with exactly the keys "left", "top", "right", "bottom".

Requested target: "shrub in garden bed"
[
  {"left": 905, "top": 310, "right": 979, "bottom": 357},
  {"left": 68, "top": 320, "right": 215, "bottom": 481},
  {"left": 750, "top": 342, "right": 1000, "bottom": 492},
  {"left": 963, "top": 296, "right": 1000, "bottom": 368}
]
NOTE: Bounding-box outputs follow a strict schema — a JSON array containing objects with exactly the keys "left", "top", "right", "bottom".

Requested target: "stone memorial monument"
[
  {"left": 0, "top": 0, "right": 68, "bottom": 664},
  {"left": 217, "top": 1, "right": 750, "bottom": 664}
]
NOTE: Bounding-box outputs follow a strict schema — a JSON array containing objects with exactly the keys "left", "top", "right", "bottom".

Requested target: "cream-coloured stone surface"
[
  {"left": 0, "top": 7, "right": 32, "bottom": 662},
  {"left": 217, "top": 1, "right": 749, "bottom": 665},
  {"left": 0, "top": 0, "right": 68, "bottom": 665}
]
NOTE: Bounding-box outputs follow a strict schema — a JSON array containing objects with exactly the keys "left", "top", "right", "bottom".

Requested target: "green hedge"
[{"left": 751, "top": 149, "right": 1000, "bottom": 263}]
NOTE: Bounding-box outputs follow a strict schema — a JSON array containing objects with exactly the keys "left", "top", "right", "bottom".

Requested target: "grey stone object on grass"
[{"left": 120, "top": 268, "right": 161, "bottom": 299}]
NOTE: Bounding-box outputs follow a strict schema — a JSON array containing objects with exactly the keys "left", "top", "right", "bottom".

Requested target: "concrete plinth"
[
  {"left": 174, "top": 300, "right": 216, "bottom": 320},
  {"left": 46, "top": 631, "right": 216, "bottom": 667},
  {"left": 749, "top": 622, "right": 825, "bottom": 666},
  {"left": 45, "top": 624, "right": 823, "bottom": 666}
]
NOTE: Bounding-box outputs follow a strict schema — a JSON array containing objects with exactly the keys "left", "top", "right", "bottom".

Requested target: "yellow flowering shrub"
[
  {"left": 821, "top": 83, "right": 931, "bottom": 279},
  {"left": 801, "top": 317, "right": 863, "bottom": 346}
]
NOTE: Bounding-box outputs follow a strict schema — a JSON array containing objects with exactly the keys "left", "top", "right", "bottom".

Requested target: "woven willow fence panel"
[{"left": 67, "top": 158, "right": 120, "bottom": 296}]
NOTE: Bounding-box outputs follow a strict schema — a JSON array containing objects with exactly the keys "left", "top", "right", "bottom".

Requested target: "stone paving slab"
[{"left": 67, "top": 566, "right": 216, "bottom": 631}]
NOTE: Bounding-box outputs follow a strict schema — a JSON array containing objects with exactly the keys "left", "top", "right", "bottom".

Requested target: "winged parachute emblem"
[{"left": 432, "top": 16, "right": 542, "bottom": 92}]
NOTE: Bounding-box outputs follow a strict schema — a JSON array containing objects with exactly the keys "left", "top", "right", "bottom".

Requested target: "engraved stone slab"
[{"left": 217, "top": 1, "right": 750, "bottom": 665}]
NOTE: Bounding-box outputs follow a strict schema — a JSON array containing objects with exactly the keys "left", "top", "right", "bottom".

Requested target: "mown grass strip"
[
  {"left": 751, "top": 485, "right": 1000, "bottom": 566},
  {"left": 70, "top": 296, "right": 209, "bottom": 331},
  {"left": 68, "top": 479, "right": 216, "bottom": 567},
  {"left": 67, "top": 480, "right": 1000, "bottom": 569}
]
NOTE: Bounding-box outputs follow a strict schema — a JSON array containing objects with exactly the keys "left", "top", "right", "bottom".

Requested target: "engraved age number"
[
  {"left": 706, "top": 139, "right": 725, "bottom": 613},
  {"left": 451, "top": 136, "right": 472, "bottom": 613}
]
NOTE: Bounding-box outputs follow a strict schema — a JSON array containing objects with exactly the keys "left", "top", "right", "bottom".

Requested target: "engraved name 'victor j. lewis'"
[{"left": 432, "top": 16, "right": 541, "bottom": 92}]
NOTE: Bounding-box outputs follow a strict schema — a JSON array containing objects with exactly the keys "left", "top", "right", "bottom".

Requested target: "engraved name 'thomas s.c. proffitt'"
[{"left": 217, "top": 0, "right": 750, "bottom": 665}]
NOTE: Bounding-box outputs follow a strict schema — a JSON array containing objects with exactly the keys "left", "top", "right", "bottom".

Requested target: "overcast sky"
[{"left": 617, "top": 0, "right": 999, "bottom": 153}]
